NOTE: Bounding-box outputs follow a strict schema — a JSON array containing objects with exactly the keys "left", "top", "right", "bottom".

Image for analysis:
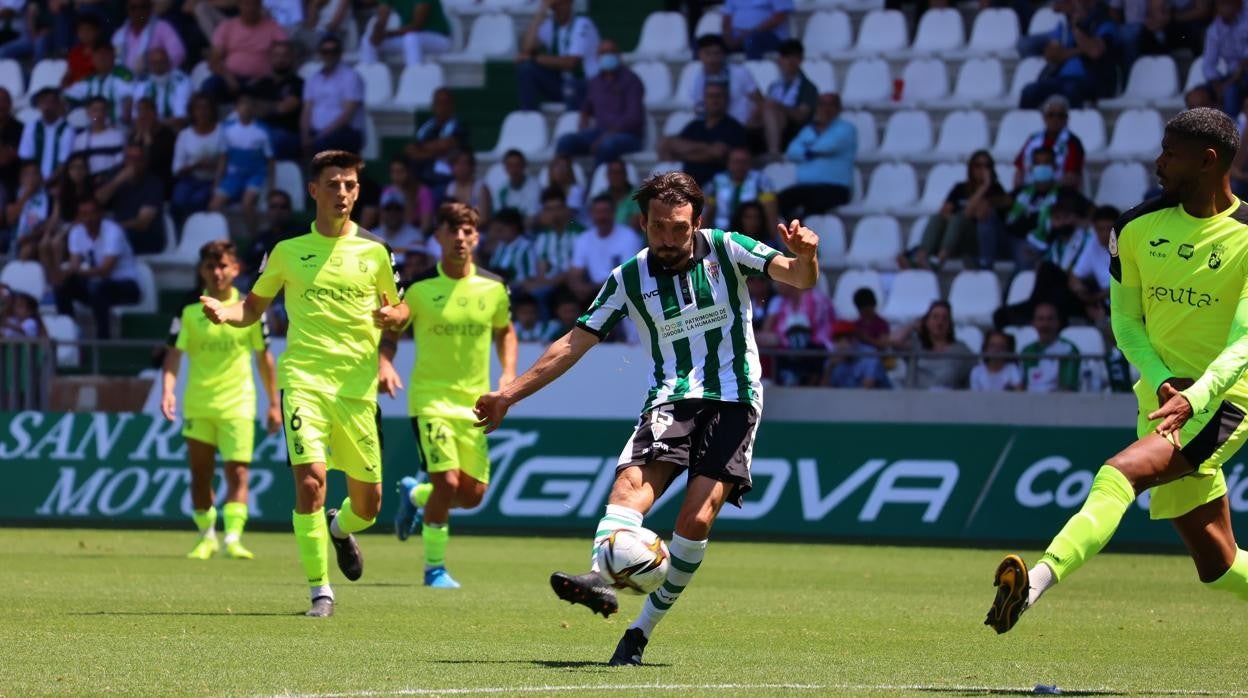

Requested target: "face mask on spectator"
[
  {"left": 1029, "top": 164, "right": 1055, "bottom": 184},
  {"left": 1051, "top": 224, "right": 1075, "bottom": 238},
  {"left": 599, "top": 53, "right": 621, "bottom": 72}
]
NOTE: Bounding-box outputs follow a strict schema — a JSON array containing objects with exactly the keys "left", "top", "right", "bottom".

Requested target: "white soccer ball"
[{"left": 596, "top": 527, "right": 670, "bottom": 595}]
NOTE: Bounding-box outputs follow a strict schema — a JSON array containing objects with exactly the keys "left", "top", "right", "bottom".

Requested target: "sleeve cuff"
[
  {"left": 575, "top": 320, "right": 605, "bottom": 339},
  {"left": 1181, "top": 385, "right": 1211, "bottom": 415}
]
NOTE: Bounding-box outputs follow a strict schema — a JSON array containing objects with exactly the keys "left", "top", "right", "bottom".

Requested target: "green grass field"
[{"left": 2, "top": 529, "right": 1246, "bottom": 697}]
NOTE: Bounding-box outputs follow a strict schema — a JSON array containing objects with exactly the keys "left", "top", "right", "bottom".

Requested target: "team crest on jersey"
[
  {"left": 706, "top": 260, "right": 720, "bottom": 283},
  {"left": 1209, "top": 243, "right": 1225, "bottom": 270},
  {"left": 1179, "top": 244, "right": 1195, "bottom": 260},
  {"left": 358, "top": 259, "right": 369, "bottom": 273},
  {"left": 1108, "top": 229, "right": 1118, "bottom": 257},
  {"left": 331, "top": 255, "right": 343, "bottom": 267}
]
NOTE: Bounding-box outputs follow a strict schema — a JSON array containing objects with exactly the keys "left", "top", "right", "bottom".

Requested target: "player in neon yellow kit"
[
  {"left": 162, "top": 240, "right": 281, "bottom": 560},
  {"left": 381, "top": 202, "right": 517, "bottom": 588},
  {"left": 987, "top": 108, "right": 1248, "bottom": 633},
  {"left": 201, "top": 150, "right": 409, "bottom": 617}
]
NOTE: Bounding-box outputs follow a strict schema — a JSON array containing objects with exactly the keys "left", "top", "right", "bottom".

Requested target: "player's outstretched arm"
[
  {"left": 201, "top": 292, "right": 272, "bottom": 328},
  {"left": 474, "top": 326, "right": 599, "bottom": 433},
  {"left": 767, "top": 219, "right": 819, "bottom": 290},
  {"left": 159, "top": 346, "right": 182, "bottom": 421}
]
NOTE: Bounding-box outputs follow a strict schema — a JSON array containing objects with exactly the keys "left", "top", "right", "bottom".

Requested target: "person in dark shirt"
[
  {"left": 247, "top": 40, "right": 303, "bottom": 161},
  {"left": 555, "top": 38, "right": 645, "bottom": 166},
  {"left": 0, "top": 88, "right": 24, "bottom": 197},
  {"left": 128, "top": 97, "right": 177, "bottom": 195},
  {"left": 906, "top": 150, "right": 1009, "bottom": 270},
  {"left": 656, "top": 82, "right": 746, "bottom": 186},
  {"left": 405, "top": 87, "right": 470, "bottom": 191},
  {"left": 239, "top": 189, "right": 298, "bottom": 287},
  {"left": 95, "top": 142, "right": 167, "bottom": 254}
]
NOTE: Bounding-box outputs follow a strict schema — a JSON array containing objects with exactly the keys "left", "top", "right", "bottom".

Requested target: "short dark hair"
[
  {"left": 86, "top": 96, "right": 109, "bottom": 110},
  {"left": 1092, "top": 204, "right": 1120, "bottom": 222},
  {"left": 512, "top": 292, "right": 538, "bottom": 309},
  {"left": 504, "top": 148, "right": 526, "bottom": 163},
  {"left": 199, "top": 239, "right": 239, "bottom": 265},
  {"left": 491, "top": 206, "right": 524, "bottom": 230},
  {"left": 309, "top": 150, "right": 363, "bottom": 180},
  {"left": 268, "top": 189, "right": 292, "bottom": 207},
  {"left": 437, "top": 201, "right": 479, "bottom": 230},
  {"left": 778, "top": 39, "right": 804, "bottom": 57},
  {"left": 633, "top": 171, "right": 705, "bottom": 219},
  {"left": 93, "top": 40, "right": 114, "bottom": 53},
  {"left": 540, "top": 185, "right": 567, "bottom": 205},
  {"left": 1052, "top": 187, "right": 1089, "bottom": 216},
  {"left": 319, "top": 34, "right": 343, "bottom": 51},
  {"left": 76, "top": 14, "right": 101, "bottom": 29},
  {"left": 852, "top": 287, "right": 877, "bottom": 309},
  {"left": 590, "top": 193, "right": 615, "bottom": 209},
  {"left": 1166, "top": 107, "right": 1242, "bottom": 170},
  {"left": 695, "top": 34, "right": 725, "bottom": 51}
]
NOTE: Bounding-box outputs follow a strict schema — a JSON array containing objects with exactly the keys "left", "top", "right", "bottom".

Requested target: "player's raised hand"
[
  {"left": 374, "top": 292, "right": 406, "bottom": 330},
  {"left": 474, "top": 391, "right": 511, "bottom": 434},
  {"left": 776, "top": 219, "right": 819, "bottom": 260},
  {"left": 1149, "top": 381, "right": 1194, "bottom": 440},
  {"left": 265, "top": 403, "right": 282, "bottom": 434},
  {"left": 200, "top": 295, "right": 228, "bottom": 324},
  {"left": 160, "top": 391, "right": 177, "bottom": 421}
]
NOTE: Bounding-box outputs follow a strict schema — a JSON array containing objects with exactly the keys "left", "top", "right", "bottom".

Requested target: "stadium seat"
[
  {"left": 833, "top": 268, "right": 884, "bottom": 320},
  {"left": 880, "top": 269, "right": 939, "bottom": 324},
  {"left": 1006, "top": 270, "right": 1035, "bottom": 305},
  {"left": 801, "top": 59, "right": 837, "bottom": 93},
  {"left": 0, "top": 260, "right": 46, "bottom": 299},
  {"left": 393, "top": 63, "right": 444, "bottom": 110},
  {"left": 588, "top": 161, "right": 638, "bottom": 198},
  {"left": 356, "top": 63, "right": 393, "bottom": 108},
  {"left": 649, "top": 160, "right": 682, "bottom": 177},
  {"left": 1061, "top": 326, "right": 1107, "bottom": 356},
  {"left": 965, "top": 8, "right": 1020, "bottom": 56},
  {"left": 908, "top": 8, "right": 964, "bottom": 55},
  {"left": 158, "top": 211, "right": 177, "bottom": 258},
  {"left": 908, "top": 216, "right": 928, "bottom": 249},
  {"left": 802, "top": 10, "right": 853, "bottom": 58},
  {"left": 878, "top": 110, "right": 934, "bottom": 158},
  {"left": 841, "top": 162, "right": 917, "bottom": 215},
  {"left": 1006, "top": 324, "right": 1039, "bottom": 350},
  {"left": 298, "top": 60, "right": 322, "bottom": 81},
  {"left": 363, "top": 113, "right": 379, "bottom": 159},
  {"left": 455, "top": 13, "right": 517, "bottom": 58},
  {"left": 744, "top": 60, "right": 781, "bottom": 96},
  {"left": 917, "top": 163, "right": 965, "bottom": 214},
  {"left": 15, "top": 105, "right": 37, "bottom": 125},
  {"left": 1006, "top": 57, "right": 1045, "bottom": 106},
  {"left": 842, "top": 110, "right": 878, "bottom": 157},
  {"left": 1095, "top": 161, "right": 1150, "bottom": 211},
  {"left": 484, "top": 161, "right": 508, "bottom": 194},
  {"left": 948, "top": 270, "right": 1001, "bottom": 326},
  {"left": 992, "top": 109, "right": 1044, "bottom": 159},
  {"left": 487, "top": 111, "right": 549, "bottom": 159},
  {"left": 1105, "top": 108, "right": 1164, "bottom": 159},
  {"left": 631, "top": 61, "right": 672, "bottom": 108},
  {"left": 805, "top": 214, "right": 846, "bottom": 268},
  {"left": 1068, "top": 109, "right": 1107, "bottom": 157},
  {"left": 669, "top": 62, "right": 700, "bottom": 110},
  {"left": 548, "top": 111, "right": 581, "bottom": 154},
  {"left": 995, "top": 162, "right": 1015, "bottom": 190},
  {"left": 947, "top": 58, "right": 1005, "bottom": 105},
  {"left": 846, "top": 215, "right": 902, "bottom": 269},
  {"left": 899, "top": 58, "right": 949, "bottom": 104},
  {"left": 762, "top": 161, "right": 797, "bottom": 191},
  {"left": 41, "top": 313, "right": 80, "bottom": 368},
  {"left": 189, "top": 60, "right": 211, "bottom": 90},
  {"left": 663, "top": 110, "right": 695, "bottom": 136},
  {"left": 841, "top": 58, "right": 891, "bottom": 105},
  {"left": 27, "top": 59, "right": 66, "bottom": 97},
  {"left": 958, "top": 324, "right": 985, "bottom": 354},
  {"left": 695, "top": 9, "right": 722, "bottom": 38},
  {"left": 0, "top": 59, "right": 24, "bottom": 102},
  {"left": 852, "top": 10, "right": 908, "bottom": 56},
  {"left": 273, "top": 161, "right": 306, "bottom": 211},
  {"left": 1027, "top": 6, "right": 1062, "bottom": 35},
  {"left": 1101, "top": 56, "right": 1179, "bottom": 108},
  {"left": 630, "top": 12, "right": 690, "bottom": 59},
  {"left": 1185, "top": 57, "right": 1207, "bottom": 92},
  {"left": 933, "top": 110, "right": 990, "bottom": 159},
  {"left": 162, "top": 212, "right": 229, "bottom": 265},
  {"left": 113, "top": 261, "right": 158, "bottom": 317}
]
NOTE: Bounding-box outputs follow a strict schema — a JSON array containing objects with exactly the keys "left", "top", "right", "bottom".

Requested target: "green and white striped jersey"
[{"left": 577, "top": 228, "right": 780, "bottom": 411}]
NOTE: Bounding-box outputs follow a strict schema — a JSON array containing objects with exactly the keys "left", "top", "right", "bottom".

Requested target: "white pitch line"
[{"left": 266, "top": 682, "right": 1248, "bottom": 698}]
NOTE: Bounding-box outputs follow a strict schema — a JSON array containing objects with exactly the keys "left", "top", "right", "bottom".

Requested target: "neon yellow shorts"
[
  {"left": 411, "top": 416, "right": 490, "bottom": 484},
  {"left": 183, "top": 416, "right": 255, "bottom": 463},
  {"left": 1134, "top": 381, "right": 1243, "bottom": 520},
  {"left": 281, "top": 389, "right": 383, "bottom": 484}
]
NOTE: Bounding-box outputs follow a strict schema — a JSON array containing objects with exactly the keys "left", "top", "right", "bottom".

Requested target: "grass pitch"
[{"left": 2, "top": 528, "right": 1246, "bottom": 697}]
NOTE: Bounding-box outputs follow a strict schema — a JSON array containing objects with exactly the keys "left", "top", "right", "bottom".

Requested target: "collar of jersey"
[
  {"left": 310, "top": 220, "right": 356, "bottom": 239},
  {"left": 648, "top": 231, "right": 710, "bottom": 277},
  {"left": 1174, "top": 196, "right": 1241, "bottom": 224},
  {"left": 437, "top": 261, "right": 475, "bottom": 280}
]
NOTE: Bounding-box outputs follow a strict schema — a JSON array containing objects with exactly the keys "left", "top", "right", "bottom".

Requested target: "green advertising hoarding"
[{"left": 4, "top": 411, "right": 1247, "bottom": 546}]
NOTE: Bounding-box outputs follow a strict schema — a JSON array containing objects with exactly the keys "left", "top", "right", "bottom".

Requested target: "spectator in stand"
[
  {"left": 970, "top": 330, "right": 1023, "bottom": 391},
  {"left": 751, "top": 38, "right": 817, "bottom": 158},
  {"left": 64, "top": 42, "right": 133, "bottom": 127},
  {"left": 171, "top": 93, "right": 224, "bottom": 224},
  {"left": 63, "top": 15, "right": 102, "bottom": 87},
  {"left": 603, "top": 159, "right": 642, "bottom": 231},
  {"left": 512, "top": 293, "right": 555, "bottom": 343},
  {"left": 286, "top": 0, "right": 352, "bottom": 56},
  {"left": 0, "top": 1, "right": 49, "bottom": 62},
  {"left": 376, "top": 188, "right": 426, "bottom": 251},
  {"left": 731, "top": 200, "right": 774, "bottom": 245},
  {"left": 516, "top": 0, "right": 601, "bottom": 111},
  {"left": 384, "top": 158, "right": 435, "bottom": 234},
  {"left": 689, "top": 34, "right": 759, "bottom": 126},
  {"left": 555, "top": 39, "right": 645, "bottom": 166},
  {"left": 547, "top": 291, "right": 584, "bottom": 339},
  {"left": 97, "top": 142, "right": 167, "bottom": 254},
  {"left": 112, "top": 0, "right": 186, "bottom": 77},
  {"left": 1019, "top": 0, "right": 1119, "bottom": 109},
  {"left": 48, "top": 154, "right": 92, "bottom": 238},
  {"left": 852, "top": 287, "right": 890, "bottom": 351},
  {"left": 131, "top": 46, "right": 193, "bottom": 128},
  {"left": 1020, "top": 301, "right": 1080, "bottom": 392},
  {"left": 890, "top": 300, "right": 974, "bottom": 390},
  {"left": 1188, "top": 0, "right": 1248, "bottom": 118},
  {"left": 202, "top": 0, "right": 287, "bottom": 104},
  {"left": 209, "top": 94, "right": 273, "bottom": 236},
  {"left": 351, "top": 167, "right": 384, "bottom": 231},
  {"left": 567, "top": 194, "right": 643, "bottom": 303},
  {"left": 360, "top": 0, "right": 452, "bottom": 65},
  {"left": 823, "top": 321, "right": 890, "bottom": 389},
  {"left": 248, "top": 40, "right": 302, "bottom": 161},
  {"left": 657, "top": 83, "right": 747, "bottom": 187},
  {"left": 722, "top": 0, "right": 794, "bottom": 59},
  {"left": 239, "top": 188, "right": 296, "bottom": 287},
  {"left": 7, "top": 162, "right": 50, "bottom": 260},
  {"left": 1004, "top": 146, "right": 1063, "bottom": 268},
  {"left": 1069, "top": 203, "right": 1115, "bottom": 325},
  {"left": 761, "top": 279, "right": 836, "bottom": 386},
  {"left": 53, "top": 197, "right": 141, "bottom": 339},
  {"left": 405, "top": 87, "right": 469, "bottom": 192},
  {"left": 906, "top": 149, "right": 1008, "bottom": 271},
  {"left": 19, "top": 89, "right": 75, "bottom": 183},
  {"left": 1014, "top": 95, "right": 1085, "bottom": 190},
  {"left": 72, "top": 97, "right": 126, "bottom": 180},
  {"left": 546, "top": 153, "right": 585, "bottom": 218},
  {"left": 130, "top": 98, "right": 175, "bottom": 194},
  {"left": 1109, "top": 0, "right": 1209, "bottom": 65},
  {"left": 1233, "top": 107, "right": 1248, "bottom": 197},
  {"left": 300, "top": 34, "right": 364, "bottom": 155},
  {"left": 0, "top": 291, "right": 44, "bottom": 338},
  {"left": 493, "top": 149, "right": 542, "bottom": 228},
  {"left": 705, "top": 146, "right": 778, "bottom": 233},
  {"left": 527, "top": 185, "right": 585, "bottom": 300},
  {"left": 483, "top": 207, "right": 534, "bottom": 289},
  {"left": 443, "top": 150, "right": 492, "bottom": 223},
  {"left": 779, "top": 92, "right": 856, "bottom": 218},
  {"left": 189, "top": 0, "right": 246, "bottom": 40},
  {"left": 0, "top": 88, "right": 25, "bottom": 197}
]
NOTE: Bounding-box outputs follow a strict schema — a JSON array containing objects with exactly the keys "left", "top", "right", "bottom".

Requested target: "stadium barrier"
[{"left": 4, "top": 411, "right": 1246, "bottom": 547}]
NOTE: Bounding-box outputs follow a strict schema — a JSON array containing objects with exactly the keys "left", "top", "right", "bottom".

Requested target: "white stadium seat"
[
  {"left": 1186, "top": 57, "right": 1207, "bottom": 92},
  {"left": 630, "top": 12, "right": 690, "bottom": 59},
  {"left": 853, "top": 10, "right": 908, "bottom": 55},
  {"left": 669, "top": 62, "right": 700, "bottom": 110},
  {"left": 762, "top": 161, "right": 797, "bottom": 191},
  {"left": 113, "top": 261, "right": 158, "bottom": 316},
  {"left": 842, "top": 162, "right": 917, "bottom": 215},
  {"left": 1062, "top": 326, "right": 1107, "bottom": 356},
  {"left": 588, "top": 161, "right": 638, "bottom": 198},
  {"left": 833, "top": 269, "right": 884, "bottom": 320},
  {"left": 880, "top": 269, "right": 940, "bottom": 324},
  {"left": 917, "top": 163, "right": 965, "bottom": 214},
  {"left": 934, "top": 110, "right": 990, "bottom": 158},
  {"left": 695, "top": 10, "right": 722, "bottom": 38},
  {"left": 966, "top": 8, "right": 1020, "bottom": 56},
  {"left": 356, "top": 63, "right": 392, "bottom": 108},
  {"left": 1006, "top": 270, "right": 1036, "bottom": 305},
  {"left": 803, "top": 10, "right": 853, "bottom": 58},
  {"left": 1102, "top": 56, "right": 1179, "bottom": 108},
  {"left": 805, "top": 214, "right": 846, "bottom": 268},
  {"left": 548, "top": 111, "right": 582, "bottom": 157},
  {"left": 744, "top": 61, "right": 781, "bottom": 97},
  {"left": 1106, "top": 108, "right": 1164, "bottom": 159},
  {"left": 908, "top": 216, "right": 928, "bottom": 249},
  {"left": 842, "top": 110, "right": 878, "bottom": 157},
  {"left": 1095, "top": 161, "right": 1150, "bottom": 211},
  {"left": 1028, "top": 7, "right": 1062, "bottom": 35},
  {"left": 842, "top": 58, "right": 892, "bottom": 105},
  {"left": 488, "top": 111, "right": 549, "bottom": 158},
  {"left": 273, "top": 161, "right": 306, "bottom": 211},
  {"left": 362, "top": 113, "right": 379, "bottom": 159},
  {"left": 992, "top": 109, "right": 1044, "bottom": 159},
  {"left": 0, "top": 59, "right": 24, "bottom": 101},
  {"left": 846, "top": 215, "right": 903, "bottom": 269},
  {"left": 879, "top": 110, "right": 934, "bottom": 158},
  {"left": 1006, "top": 324, "right": 1039, "bottom": 350},
  {"left": 1068, "top": 109, "right": 1107, "bottom": 156},
  {"left": 909, "top": 8, "right": 965, "bottom": 55},
  {"left": 42, "top": 313, "right": 80, "bottom": 368},
  {"left": 632, "top": 61, "right": 672, "bottom": 108},
  {"left": 163, "top": 212, "right": 229, "bottom": 265},
  {"left": 948, "top": 270, "right": 1001, "bottom": 327},
  {"left": 1007, "top": 57, "right": 1046, "bottom": 106},
  {"left": 899, "top": 58, "right": 949, "bottom": 104},
  {"left": 958, "top": 324, "right": 985, "bottom": 354},
  {"left": 485, "top": 161, "right": 508, "bottom": 194},
  {"left": 0, "top": 260, "right": 46, "bottom": 299},
  {"left": 393, "top": 63, "right": 445, "bottom": 110},
  {"left": 801, "top": 59, "right": 837, "bottom": 93},
  {"left": 948, "top": 58, "right": 1005, "bottom": 104},
  {"left": 459, "top": 13, "right": 517, "bottom": 58},
  {"left": 663, "top": 110, "right": 695, "bottom": 136},
  {"left": 27, "top": 59, "right": 66, "bottom": 97}
]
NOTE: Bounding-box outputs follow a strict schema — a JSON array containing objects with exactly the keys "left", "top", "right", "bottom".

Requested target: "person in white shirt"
[
  {"left": 172, "top": 93, "right": 225, "bottom": 224},
  {"left": 300, "top": 34, "right": 364, "bottom": 155},
  {"left": 209, "top": 94, "right": 274, "bottom": 235},
  {"left": 131, "top": 46, "right": 192, "bottom": 127},
  {"left": 1068, "top": 204, "right": 1116, "bottom": 325},
  {"left": 516, "top": 0, "right": 600, "bottom": 110},
  {"left": 970, "top": 329, "right": 1024, "bottom": 391},
  {"left": 7, "top": 161, "right": 51, "bottom": 259},
  {"left": 71, "top": 98, "right": 126, "bottom": 178},
  {"left": 493, "top": 149, "right": 542, "bottom": 229},
  {"left": 567, "top": 194, "right": 643, "bottom": 302},
  {"left": 52, "top": 197, "right": 141, "bottom": 339},
  {"left": 18, "top": 88, "right": 76, "bottom": 182},
  {"left": 689, "top": 34, "right": 760, "bottom": 126},
  {"left": 359, "top": 0, "right": 453, "bottom": 65}
]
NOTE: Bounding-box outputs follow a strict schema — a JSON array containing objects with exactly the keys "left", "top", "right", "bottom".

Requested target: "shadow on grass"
[
  {"left": 916, "top": 690, "right": 1124, "bottom": 697},
  {"left": 70, "top": 610, "right": 300, "bottom": 617},
  {"left": 433, "top": 659, "right": 672, "bottom": 669}
]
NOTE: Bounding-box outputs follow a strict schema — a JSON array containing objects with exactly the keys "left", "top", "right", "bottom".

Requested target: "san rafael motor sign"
[{"left": 3, "top": 411, "right": 1246, "bottom": 545}]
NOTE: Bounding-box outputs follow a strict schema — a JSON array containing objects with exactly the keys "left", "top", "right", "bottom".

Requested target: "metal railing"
[{"left": 0, "top": 337, "right": 165, "bottom": 411}]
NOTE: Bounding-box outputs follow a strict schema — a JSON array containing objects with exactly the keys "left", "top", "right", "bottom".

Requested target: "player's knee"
[
  {"left": 1103, "top": 454, "right": 1147, "bottom": 493},
  {"left": 457, "top": 485, "right": 485, "bottom": 509}
]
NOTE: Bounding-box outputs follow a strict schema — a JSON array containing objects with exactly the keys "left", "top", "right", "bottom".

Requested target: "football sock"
[
  {"left": 310, "top": 584, "right": 334, "bottom": 602},
  {"left": 330, "top": 498, "right": 374, "bottom": 538},
  {"left": 222, "top": 502, "right": 247, "bottom": 545},
  {"left": 1205, "top": 550, "right": 1248, "bottom": 601},
  {"left": 412, "top": 482, "right": 433, "bottom": 507},
  {"left": 292, "top": 510, "right": 329, "bottom": 588},
  {"left": 1028, "top": 561, "right": 1057, "bottom": 606},
  {"left": 423, "top": 522, "right": 449, "bottom": 569},
  {"left": 1039, "top": 465, "right": 1135, "bottom": 581},
  {"left": 192, "top": 507, "right": 217, "bottom": 539},
  {"left": 590, "top": 505, "right": 644, "bottom": 572},
  {"left": 629, "top": 534, "right": 708, "bottom": 638}
]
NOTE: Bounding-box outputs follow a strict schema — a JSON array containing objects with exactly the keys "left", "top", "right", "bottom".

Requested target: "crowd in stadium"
[{"left": 1, "top": 0, "right": 1247, "bottom": 391}]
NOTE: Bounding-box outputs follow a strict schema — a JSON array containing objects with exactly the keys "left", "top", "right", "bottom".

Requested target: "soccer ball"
[{"left": 596, "top": 527, "right": 670, "bottom": 595}]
